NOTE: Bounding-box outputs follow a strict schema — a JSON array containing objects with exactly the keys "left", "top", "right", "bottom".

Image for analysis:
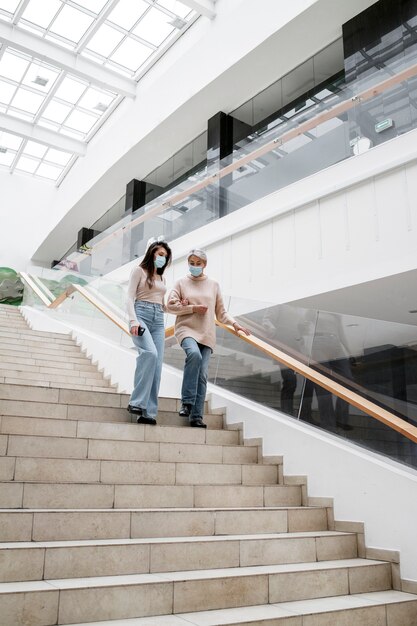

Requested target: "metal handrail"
[{"left": 22, "top": 275, "right": 417, "bottom": 445}]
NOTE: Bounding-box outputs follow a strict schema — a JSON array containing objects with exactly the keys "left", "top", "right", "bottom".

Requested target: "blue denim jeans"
[
  {"left": 180, "top": 337, "right": 212, "bottom": 419},
  {"left": 130, "top": 301, "right": 165, "bottom": 418}
]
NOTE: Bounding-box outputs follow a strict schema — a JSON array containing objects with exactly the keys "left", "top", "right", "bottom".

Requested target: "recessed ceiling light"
[
  {"left": 94, "top": 102, "right": 108, "bottom": 112},
  {"left": 170, "top": 17, "right": 186, "bottom": 29},
  {"left": 0, "top": 147, "right": 7, "bottom": 153},
  {"left": 33, "top": 76, "right": 49, "bottom": 87}
]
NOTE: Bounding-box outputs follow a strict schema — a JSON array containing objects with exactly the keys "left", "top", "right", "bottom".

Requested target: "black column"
[
  {"left": 125, "top": 179, "right": 147, "bottom": 213},
  {"left": 207, "top": 112, "right": 251, "bottom": 217},
  {"left": 77, "top": 227, "right": 100, "bottom": 250}
]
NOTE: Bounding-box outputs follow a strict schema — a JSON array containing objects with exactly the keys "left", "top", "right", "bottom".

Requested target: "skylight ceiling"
[{"left": 0, "top": 0, "right": 209, "bottom": 184}]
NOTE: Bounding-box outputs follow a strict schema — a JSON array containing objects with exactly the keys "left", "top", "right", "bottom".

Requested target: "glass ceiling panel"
[
  {"left": 42, "top": 99, "right": 72, "bottom": 123},
  {"left": 0, "top": 151, "right": 14, "bottom": 166},
  {"left": 0, "top": 0, "right": 19, "bottom": 16},
  {"left": 0, "top": 0, "right": 201, "bottom": 182},
  {"left": 64, "top": 108, "right": 97, "bottom": 132},
  {"left": 0, "top": 50, "right": 29, "bottom": 82},
  {"left": 21, "top": 0, "right": 62, "bottom": 30},
  {"left": 24, "top": 141, "right": 48, "bottom": 158},
  {"left": 45, "top": 147, "right": 71, "bottom": 165},
  {"left": 86, "top": 23, "right": 125, "bottom": 57},
  {"left": 107, "top": 0, "right": 148, "bottom": 31},
  {"left": 54, "top": 76, "right": 87, "bottom": 103},
  {"left": 77, "top": 87, "right": 115, "bottom": 112},
  {"left": 133, "top": 7, "right": 175, "bottom": 47},
  {"left": 0, "top": 130, "right": 22, "bottom": 149},
  {"left": 49, "top": 4, "right": 94, "bottom": 43},
  {"left": 37, "top": 162, "right": 63, "bottom": 179},
  {"left": 16, "top": 155, "right": 40, "bottom": 173},
  {"left": 110, "top": 38, "right": 152, "bottom": 71},
  {"left": 0, "top": 80, "right": 16, "bottom": 104},
  {"left": 22, "top": 62, "right": 60, "bottom": 92},
  {"left": 157, "top": 0, "right": 192, "bottom": 19},
  {"left": 72, "top": 0, "right": 108, "bottom": 13},
  {"left": 11, "top": 87, "right": 44, "bottom": 114}
]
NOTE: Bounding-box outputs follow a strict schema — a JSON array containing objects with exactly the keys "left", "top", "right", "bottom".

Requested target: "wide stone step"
[
  {"left": 0, "top": 354, "right": 102, "bottom": 373},
  {"left": 0, "top": 559, "right": 392, "bottom": 625},
  {"left": 0, "top": 531, "right": 357, "bottom": 582},
  {"left": 0, "top": 342, "right": 88, "bottom": 359},
  {"left": 59, "top": 591, "right": 417, "bottom": 626},
  {"left": 0, "top": 415, "right": 238, "bottom": 445},
  {"left": 0, "top": 398, "right": 223, "bottom": 427},
  {"left": 0, "top": 334, "right": 83, "bottom": 350},
  {"left": 0, "top": 506, "right": 329, "bottom": 541},
  {"left": 1, "top": 433, "right": 259, "bottom": 465},
  {"left": 0, "top": 358, "right": 104, "bottom": 376},
  {"left": 0, "top": 383, "right": 212, "bottom": 412},
  {"left": 0, "top": 367, "right": 108, "bottom": 384},
  {"left": 0, "top": 329, "right": 76, "bottom": 343},
  {"left": 0, "top": 482, "right": 302, "bottom": 509},
  {"left": 0, "top": 378, "right": 119, "bottom": 392},
  {"left": 1, "top": 456, "right": 280, "bottom": 485}
]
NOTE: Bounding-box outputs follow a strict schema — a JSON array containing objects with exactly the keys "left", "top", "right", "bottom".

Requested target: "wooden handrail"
[
  {"left": 64, "top": 59, "right": 417, "bottom": 266},
  {"left": 25, "top": 276, "right": 417, "bottom": 444},
  {"left": 20, "top": 272, "right": 52, "bottom": 307}
]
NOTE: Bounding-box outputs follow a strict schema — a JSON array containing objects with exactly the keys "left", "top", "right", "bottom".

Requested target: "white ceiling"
[{"left": 0, "top": 0, "right": 207, "bottom": 182}]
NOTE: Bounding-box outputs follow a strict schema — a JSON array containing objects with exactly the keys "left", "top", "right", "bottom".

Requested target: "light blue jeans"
[
  {"left": 130, "top": 301, "right": 165, "bottom": 419},
  {"left": 180, "top": 337, "right": 212, "bottom": 419}
]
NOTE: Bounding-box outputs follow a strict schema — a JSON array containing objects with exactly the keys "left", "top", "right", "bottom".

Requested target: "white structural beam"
[
  {"left": 0, "top": 112, "right": 87, "bottom": 155},
  {"left": 180, "top": 0, "right": 216, "bottom": 19},
  {"left": 0, "top": 21, "right": 136, "bottom": 98}
]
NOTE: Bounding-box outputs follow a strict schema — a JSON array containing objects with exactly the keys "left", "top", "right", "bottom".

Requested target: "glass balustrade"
[
  {"left": 25, "top": 268, "right": 417, "bottom": 469},
  {"left": 53, "top": 44, "right": 417, "bottom": 278}
]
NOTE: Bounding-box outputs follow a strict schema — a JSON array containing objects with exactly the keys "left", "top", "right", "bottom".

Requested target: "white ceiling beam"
[
  {"left": 179, "top": 0, "right": 216, "bottom": 19},
  {"left": 0, "top": 112, "right": 87, "bottom": 155},
  {"left": 0, "top": 21, "right": 136, "bottom": 97}
]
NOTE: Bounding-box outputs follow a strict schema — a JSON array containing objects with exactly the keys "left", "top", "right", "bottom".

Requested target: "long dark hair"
[{"left": 140, "top": 241, "right": 172, "bottom": 288}]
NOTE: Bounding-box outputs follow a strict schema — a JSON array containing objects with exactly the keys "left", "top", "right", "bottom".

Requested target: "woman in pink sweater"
[{"left": 167, "top": 249, "right": 249, "bottom": 427}]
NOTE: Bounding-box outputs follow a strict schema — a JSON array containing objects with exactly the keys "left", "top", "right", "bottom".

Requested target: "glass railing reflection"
[
  {"left": 167, "top": 299, "right": 417, "bottom": 469},
  {"left": 55, "top": 51, "right": 417, "bottom": 277}
]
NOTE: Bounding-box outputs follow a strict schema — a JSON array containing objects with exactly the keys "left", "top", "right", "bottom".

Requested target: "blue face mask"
[
  {"left": 154, "top": 255, "right": 166, "bottom": 269},
  {"left": 189, "top": 265, "right": 203, "bottom": 277}
]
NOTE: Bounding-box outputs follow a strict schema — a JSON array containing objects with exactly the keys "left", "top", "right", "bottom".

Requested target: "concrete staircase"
[{"left": 0, "top": 303, "right": 417, "bottom": 625}]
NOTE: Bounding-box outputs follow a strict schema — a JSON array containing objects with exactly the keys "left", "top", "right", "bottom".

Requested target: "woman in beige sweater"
[{"left": 167, "top": 249, "right": 249, "bottom": 427}]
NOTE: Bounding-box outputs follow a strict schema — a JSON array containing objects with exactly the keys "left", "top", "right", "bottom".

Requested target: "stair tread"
[
  {"left": 0, "top": 530, "right": 351, "bottom": 549},
  {"left": 0, "top": 558, "right": 387, "bottom": 592},
  {"left": 56, "top": 591, "right": 417, "bottom": 625}
]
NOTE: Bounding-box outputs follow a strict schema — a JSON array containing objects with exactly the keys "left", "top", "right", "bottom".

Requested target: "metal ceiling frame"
[{"left": 0, "top": 0, "right": 216, "bottom": 182}]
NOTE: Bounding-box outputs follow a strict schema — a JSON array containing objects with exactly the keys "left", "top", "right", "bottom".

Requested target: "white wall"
[{"left": 0, "top": 171, "right": 56, "bottom": 270}]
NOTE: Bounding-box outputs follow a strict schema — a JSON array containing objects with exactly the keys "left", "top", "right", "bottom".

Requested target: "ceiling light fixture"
[
  {"left": 33, "top": 76, "right": 49, "bottom": 87},
  {"left": 94, "top": 102, "right": 108, "bottom": 112},
  {"left": 170, "top": 17, "right": 186, "bottom": 29}
]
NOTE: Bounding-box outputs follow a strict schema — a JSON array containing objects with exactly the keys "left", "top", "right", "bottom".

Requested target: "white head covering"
[{"left": 188, "top": 248, "right": 207, "bottom": 262}]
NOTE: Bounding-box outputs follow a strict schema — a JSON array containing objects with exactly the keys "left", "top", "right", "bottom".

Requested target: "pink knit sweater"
[{"left": 167, "top": 274, "right": 235, "bottom": 350}]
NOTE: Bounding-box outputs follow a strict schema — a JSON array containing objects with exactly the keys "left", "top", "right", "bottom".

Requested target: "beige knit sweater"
[{"left": 167, "top": 274, "right": 235, "bottom": 351}]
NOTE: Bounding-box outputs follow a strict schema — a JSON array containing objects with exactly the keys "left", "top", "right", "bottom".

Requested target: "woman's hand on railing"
[{"left": 233, "top": 322, "right": 251, "bottom": 336}]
